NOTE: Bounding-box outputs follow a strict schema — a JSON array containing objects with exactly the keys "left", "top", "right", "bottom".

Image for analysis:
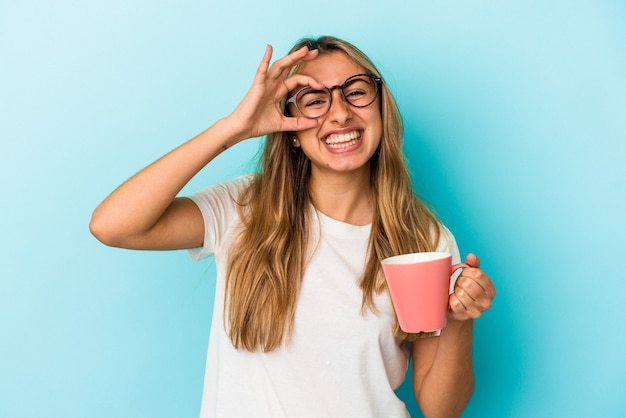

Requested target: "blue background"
[{"left": 1, "top": 1, "right": 625, "bottom": 417}]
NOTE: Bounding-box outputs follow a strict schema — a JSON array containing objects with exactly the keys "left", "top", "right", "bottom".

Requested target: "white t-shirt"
[{"left": 188, "top": 176, "right": 461, "bottom": 418}]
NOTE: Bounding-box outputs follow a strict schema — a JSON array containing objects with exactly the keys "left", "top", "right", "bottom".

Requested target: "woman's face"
[{"left": 290, "top": 51, "right": 383, "bottom": 180}]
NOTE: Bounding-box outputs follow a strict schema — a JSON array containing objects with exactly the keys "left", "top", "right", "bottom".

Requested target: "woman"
[{"left": 90, "top": 36, "right": 496, "bottom": 418}]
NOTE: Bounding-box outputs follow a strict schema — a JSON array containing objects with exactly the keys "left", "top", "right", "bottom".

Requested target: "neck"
[{"left": 309, "top": 167, "right": 374, "bottom": 226}]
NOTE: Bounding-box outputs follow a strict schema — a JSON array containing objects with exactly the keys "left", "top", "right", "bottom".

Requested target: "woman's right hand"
[
  {"left": 90, "top": 45, "right": 323, "bottom": 250},
  {"left": 225, "top": 45, "right": 324, "bottom": 143}
]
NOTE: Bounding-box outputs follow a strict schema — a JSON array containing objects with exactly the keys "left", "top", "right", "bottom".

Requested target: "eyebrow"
[
  {"left": 293, "top": 74, "right": 372, "bottom": 93},
  {"left": 299, "top": 88, "right": 327, "bottom": 94}
]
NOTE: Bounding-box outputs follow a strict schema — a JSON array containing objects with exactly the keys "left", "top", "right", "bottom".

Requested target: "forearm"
[
  {"left": 90, "top": 45, "right": 323, "bottom": 248},
  {"left": 414, "top": 320, "right": 475, "bottom": 418},
  {"left": 90, "top": 116, "right": 245, "bottom": 246}
]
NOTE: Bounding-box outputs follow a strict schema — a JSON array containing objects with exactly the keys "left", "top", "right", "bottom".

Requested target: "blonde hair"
[{"left": 225, "top": 36, "right": 440, "bottom": 352}]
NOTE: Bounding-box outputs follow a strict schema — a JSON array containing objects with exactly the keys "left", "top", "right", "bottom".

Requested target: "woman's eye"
[
  {"left": 345, "top": 89, "right": 366, "bottom": 97},
  {"left": 299, "top": 90, "right": 328, "bottom": 108},
  {"left": 305, "top": 99, "right": 327, "bottom": 107}
]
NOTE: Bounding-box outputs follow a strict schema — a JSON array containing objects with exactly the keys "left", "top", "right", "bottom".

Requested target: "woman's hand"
[
  {"left": 448, "top": 254, "right": 496, "bottom": 322},
  {"left": 226, "top": 45, "right": 324, "bottom": 142},
  {"left": 91, "top": 44, "right": 326, "bottom": 250}
]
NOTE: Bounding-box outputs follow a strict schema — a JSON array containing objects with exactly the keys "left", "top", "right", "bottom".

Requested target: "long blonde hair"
[{"left": 225, "top": 36, "right": 440, "bottom": 352}]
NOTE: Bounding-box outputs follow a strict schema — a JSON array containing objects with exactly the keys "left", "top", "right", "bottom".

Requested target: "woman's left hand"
[{"left": 448, "top": 254, "right": 496, "bottom": 322}]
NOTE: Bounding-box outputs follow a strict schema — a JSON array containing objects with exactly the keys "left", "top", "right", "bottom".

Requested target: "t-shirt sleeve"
[
  {"left": 186, "top": 175, "right": 252, "bottom": 261},
  {"left": 435, "top": 224, "right": 462, "bottom": 293}
]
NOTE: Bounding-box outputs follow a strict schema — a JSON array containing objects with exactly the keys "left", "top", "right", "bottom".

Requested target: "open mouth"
[{"left": 323, "top": 130, "right": 361, "bottom": 149}]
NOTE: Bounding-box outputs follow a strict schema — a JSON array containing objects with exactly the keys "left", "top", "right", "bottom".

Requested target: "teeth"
[{"left": 324, "top": 131, "right": 360, "bottom": 147}]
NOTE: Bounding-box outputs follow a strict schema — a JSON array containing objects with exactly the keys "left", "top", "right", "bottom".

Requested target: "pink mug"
[{"left": 381, "top": 252, "right": 467, "bottom": 333}]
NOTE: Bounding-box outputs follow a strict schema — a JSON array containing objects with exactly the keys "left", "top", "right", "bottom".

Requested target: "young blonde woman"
[{"left": 91, "top": 36, "right": 496, "bottom": 418}]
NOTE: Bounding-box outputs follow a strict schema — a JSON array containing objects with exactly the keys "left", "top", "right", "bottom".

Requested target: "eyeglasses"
[{"left": 286, "top": 74, "right": 382, "bottom": 119}]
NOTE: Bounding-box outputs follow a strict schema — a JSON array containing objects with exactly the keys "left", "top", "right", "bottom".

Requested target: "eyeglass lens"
[{"left": 293, "top": 74, "right": 379, "bottom": 118}]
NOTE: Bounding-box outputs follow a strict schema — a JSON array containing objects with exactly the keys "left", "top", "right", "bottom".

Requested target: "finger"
[
  {"left": 465, "top": 268, "right": 496, "bottom": 298},
  {"left": 450, "top": 289, "right": 484, "bottom": 320},
  {"left": 464, "top": 283, "right": 493, "bottom": 312},
  {"left": 298, "top": 46, "right": 320, "bottom": 63},
  {"left": 448, "top": 292, "right": 466, "bottom": 312},
  {"left": 448, "top": 293, "right": 470, "bottom": 319},
  {"left": 464, "top": 253, "right": 480, "bottom": 268},
  {"left": 255, "top": 44, "right": 274, "bottom": 76},
  {"left": 477, "top": 274, "right": 496, "bottom": 299},
  {"left": 456, "top": 273, "right": 495, "bottom": 311},
  {"left": 455, "top": 276, "right": 483, "bottom": 300},
  {"left": 279, "top": 46, "right": 318, "bottom": 66},
  {"left": 279, "top": 115, "right": 320, "bottom": 133},
  {"left": 282, "top": 73, "right": 325, "bottom": 92},
  {"left": 268, "top": 46, "right": 319, "bottom": 80},
  {"left": 457, "top": 269, "right": 486, "bottom": 292},
  {"left": 459, "top": 270, "right": 496, "bottom": 302}
]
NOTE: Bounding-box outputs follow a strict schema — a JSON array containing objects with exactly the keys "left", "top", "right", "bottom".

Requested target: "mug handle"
[
  {"left": 451, "top": 263, "right": 469, "bottom": 275},
  {"left": 449, "top": 263, "right": 469, "bottom": 296}
]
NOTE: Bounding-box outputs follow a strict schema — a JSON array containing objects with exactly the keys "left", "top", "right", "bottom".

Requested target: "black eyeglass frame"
[{"left": 285, "top": 73, "right": 383, "bottom": 119}]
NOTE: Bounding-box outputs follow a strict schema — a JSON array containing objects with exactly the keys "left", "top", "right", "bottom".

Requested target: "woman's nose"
[{"left": 326, "top": 89, "right": 352, "bottom": 124}]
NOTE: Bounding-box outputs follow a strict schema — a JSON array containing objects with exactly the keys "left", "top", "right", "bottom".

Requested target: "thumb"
[
  {"left": 283, "top": 116, "right": 319, "bottom": 132},
  {"left": 465, "top": 253, "right": 481, "bottom": 268}
]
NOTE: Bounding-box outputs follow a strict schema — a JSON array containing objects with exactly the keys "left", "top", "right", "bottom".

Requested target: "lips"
[{"left": 323, "top": 130, "right": 361, "bottom": 149}]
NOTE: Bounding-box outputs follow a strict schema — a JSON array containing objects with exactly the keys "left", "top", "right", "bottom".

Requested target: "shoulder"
[
  {"left": 189, "top": 174, "right": 256, "bottom": 208},
  {"left": 434, "top": 223, "right": 461, "bottom": 263},
  {"left": 194, "top": 174, "right": 255, "bottom": 198},
  {"left": 186, "top": 174, "right": 258, "bottom": 229},
  {"left": 186, "top": 175, "right": 257, "bottom": 260}
]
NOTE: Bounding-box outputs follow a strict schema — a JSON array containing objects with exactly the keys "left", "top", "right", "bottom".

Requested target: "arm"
[
  {"left": 89, "top": 45, "right": 322, "bottom": 250},
  {"left": 412, "top": 254, "right": 496, "bottom": 417}
]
